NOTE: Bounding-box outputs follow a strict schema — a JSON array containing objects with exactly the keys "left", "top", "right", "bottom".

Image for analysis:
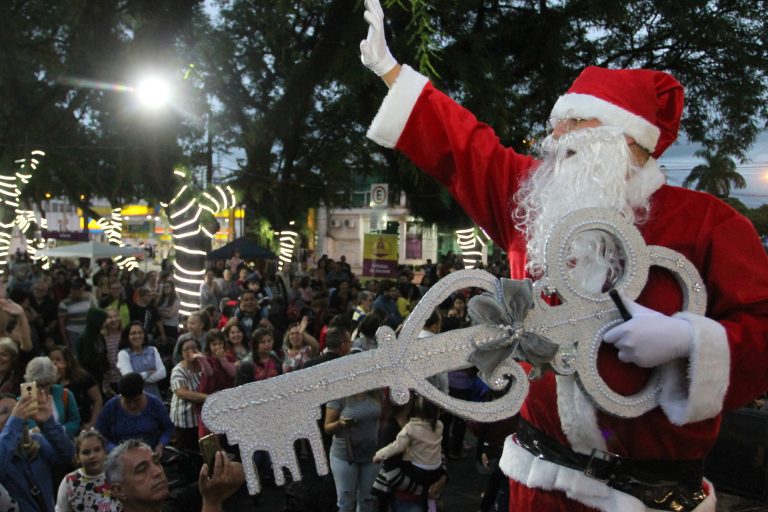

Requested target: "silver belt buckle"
[{"left": 584, "top": 448, "right": 620, "bottom": 482}]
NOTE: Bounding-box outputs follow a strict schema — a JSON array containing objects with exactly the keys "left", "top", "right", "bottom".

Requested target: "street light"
[{"left": 135, "top": 75, "right": 171, "bottom": 110}]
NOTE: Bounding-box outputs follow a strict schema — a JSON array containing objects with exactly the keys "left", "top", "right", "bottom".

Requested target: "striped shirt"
[
  {"left": 58, "top": 296, "right": 93, "bottom": 334},
  {"left": 170, "top": 363, "right": 202, "bottom": 428}
]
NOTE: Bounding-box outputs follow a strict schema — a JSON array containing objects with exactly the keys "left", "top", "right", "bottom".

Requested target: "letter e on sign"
[{"left": 370, "top": 184, "right": 389, "bottom": 207}]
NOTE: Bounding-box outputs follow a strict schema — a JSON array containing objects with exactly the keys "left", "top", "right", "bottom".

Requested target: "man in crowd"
[
  {"left": 105, "top": 438, "right": 244, "bottom": 512},
  {"left": 372, "top": 280, "right": 402, "bottom": 329},
  {"left": 57, "top": 277, "right": 93, "bottom": 357},
  {"left": 359, "top": 0, "right": 768, "bottom": 510},
  {"left": 303, "top": 325, "right": 352, "bottom": 368}
]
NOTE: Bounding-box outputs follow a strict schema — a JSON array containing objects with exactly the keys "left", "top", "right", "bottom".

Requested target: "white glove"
[
  {"left": 603, "top": 296, "right": 693, "bottom": 368},
  {"left": 360, "top": 0, "right": 398, "bottom": 76}
]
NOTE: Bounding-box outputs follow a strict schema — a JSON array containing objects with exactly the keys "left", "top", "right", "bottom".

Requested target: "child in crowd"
[
  {"left": 56, "top": 430, "right": 121, "bottom": 512},
  {"left": 372, "top": 396, "right": 445, "bottom": 512}
]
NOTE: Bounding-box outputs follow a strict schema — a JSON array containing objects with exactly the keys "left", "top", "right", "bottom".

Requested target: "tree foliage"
[
  {"left": 0, "top": 0, "right": 202, "bottom": 214},
  {"left": 203, "top": 0, "right": 768, "bottom": 227},
  {"left": 1, "top": 1, "right": 767, "bottom": 231}
]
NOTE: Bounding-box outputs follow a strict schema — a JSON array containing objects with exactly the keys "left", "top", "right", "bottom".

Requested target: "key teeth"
[{"left": 241, "top": 444, "right": 262, "bottom": 495}]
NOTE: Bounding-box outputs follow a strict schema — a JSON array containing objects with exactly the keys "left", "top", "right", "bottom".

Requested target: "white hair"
[{"left": 513, "top": 127, "right": 662, "bottom": 292}]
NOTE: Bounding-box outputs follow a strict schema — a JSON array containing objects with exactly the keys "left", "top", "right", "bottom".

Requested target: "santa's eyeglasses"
[{"left": 547, "top": 117, "right": 589, "bottom": 134}]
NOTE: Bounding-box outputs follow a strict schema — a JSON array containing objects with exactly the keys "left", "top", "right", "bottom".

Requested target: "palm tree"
[{"left": 683, "top": 148, "right": 746, "bottom": 199}]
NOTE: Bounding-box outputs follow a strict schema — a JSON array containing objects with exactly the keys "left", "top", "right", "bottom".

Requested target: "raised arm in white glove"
[
  {"left": 360, "top": 0, "right": 398, "bottom": 76},
  {"left": 603, "top": 296, "right": 693, "bottom": 368}
]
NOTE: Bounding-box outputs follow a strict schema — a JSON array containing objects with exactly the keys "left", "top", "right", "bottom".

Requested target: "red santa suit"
[{"left": 367, "top": 64, "right": 768, "bottom": 511}]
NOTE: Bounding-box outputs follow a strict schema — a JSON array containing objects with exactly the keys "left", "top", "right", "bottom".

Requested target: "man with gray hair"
[{"left": 105, "top": 438, "right": 244, "bottom": 512}]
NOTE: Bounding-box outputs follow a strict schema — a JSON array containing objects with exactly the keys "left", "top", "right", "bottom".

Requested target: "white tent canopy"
[{"left": 37, "top": 241, "right": 145, "bottom": 260}]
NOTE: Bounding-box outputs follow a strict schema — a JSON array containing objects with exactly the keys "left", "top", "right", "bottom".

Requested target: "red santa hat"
[{"left": 549, "top": 66, "right": 684, "bottom": 159}]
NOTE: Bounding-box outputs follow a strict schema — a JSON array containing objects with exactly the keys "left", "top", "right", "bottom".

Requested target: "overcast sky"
[{"left": 660, "top": 131, "right": 768, "bottom": 208}]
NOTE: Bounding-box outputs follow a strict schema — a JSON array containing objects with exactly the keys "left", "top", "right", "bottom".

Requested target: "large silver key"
[
  {"left": 202, "top": 207, "right": 707, "bottom": 494},
  {"left": 202, "top": 269, "right": 530, "bottom": 494}
]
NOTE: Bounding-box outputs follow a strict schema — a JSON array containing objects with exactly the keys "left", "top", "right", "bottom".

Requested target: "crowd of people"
[{"left": 0, "top": 247, "right": 511, "bottom": 512}]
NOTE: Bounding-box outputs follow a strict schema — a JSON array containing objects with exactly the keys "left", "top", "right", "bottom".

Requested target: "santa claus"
[{"left": 360, "top": 0, "right": 768, "bottom": 510}]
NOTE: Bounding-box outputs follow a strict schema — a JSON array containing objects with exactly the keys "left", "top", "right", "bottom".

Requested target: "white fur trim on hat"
[
  {"left": 367, "top": 65, "right": 429, "bottom": 149},
  {"left": 499, "top": 435, "right": 717, "bottom": 511},
  {"left": 658, "top": 312, "right": 730, "bottom": 425},
  {"left": 550, "top": 93, "right": 660, "bottom": 154}
]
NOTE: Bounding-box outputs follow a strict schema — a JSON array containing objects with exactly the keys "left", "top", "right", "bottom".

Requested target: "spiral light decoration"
[
  {"left": 165, "top": 169, "right": 237, "bottom": 318},
  {"left": 0, "top": 150, "right": 47, "bottom": 274},
  {"left": 455, "top": 227, "right": 486, "bottom": 268},
  {"left": 96, "top": 207, "right": 139, "bottom": 271},
  {"left": 276, "top": 230, "right": 298, "bottom": 271}
]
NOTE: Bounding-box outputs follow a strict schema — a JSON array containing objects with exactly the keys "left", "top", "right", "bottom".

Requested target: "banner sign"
[{"left": 363, "top": 233, "right": 398, "bottom": 278}]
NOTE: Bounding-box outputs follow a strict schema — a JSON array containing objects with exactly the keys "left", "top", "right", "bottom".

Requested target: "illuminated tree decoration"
[
  {"left": 276, "top": 230, "right": 298, "bottom": 272},
  {"left": 455, "top": 227, "right": 488, "bottom": 269},
  {"left": 0, "top": 150, "right": 48, "bottom": 274},
  {"left": 164, "top": 168, "right": 237, "bottom": 318},
  {"left": 96, "top": 208, "right": 139, "bottom": 271}
]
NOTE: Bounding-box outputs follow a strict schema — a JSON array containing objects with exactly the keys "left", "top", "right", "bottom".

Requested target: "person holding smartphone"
[
  {"left": 324, "top": 389, "right": 382, "bottom": 512},
  {"left": 105, "top": 438, "right": 244, "bottom": 512},
  {"left": 0, "top": 390, "right": 75, "bottom": 512}
]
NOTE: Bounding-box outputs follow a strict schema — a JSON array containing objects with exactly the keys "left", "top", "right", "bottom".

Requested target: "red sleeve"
[{"left": 394, "top": 83, "right": 535, "bottom": 268}]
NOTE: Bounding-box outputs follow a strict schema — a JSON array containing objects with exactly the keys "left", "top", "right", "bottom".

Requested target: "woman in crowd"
[
  {"left": 328, "top": 280, "right": 353, "bottom": 314},
  {"left": 224, "top": 322, "right": 249, "bottom": 362},
  {"left": 0, "top": 297, "right": 34, "bottom": 396},
  {"left": 56, "top": 430, "right": 120, "bottom": 512},
  {"left": 156, "top": 280, "right": 181, "bottom": 342},
  {"left": 197, "top": 330, "right": 237, "bottom": 437},
  {"left": 170, "top": 338, "right": 208, "bottom": 452},
  {"left": 172, "top": 310, "right": 210, "bottom": 364},
  {"left": 324, "top": 389, "right": 382, "bottom": 512},
  {"left": 49, "top": 345, "right": 103, "bottom": 433},
  {"left": 352, "top": 291, "right": 375, "bottom": 327},
  {"left": 24, "top": 356, "right": 81, "bottom": 437},
  {"left": 281, "top": 316, "right": 319, "bottom": 373},
  {"left": 102, "top": 307, "right": 123, "bottom": 396},
  {"left": 235, "top": 327, "right": 281, "bottom": 385},
  {"left": 0, "top": 337, "right": 30, "bottom": 397},
  {"left": 352, "top": 313, "right": 383, "bottom": 353},
  {"left": 77, "top": 308, "right": 110, "bottom": 393},
  {"left": 95, "top": 372, "right": 173, "bottom": 455},
  {"left": 116, "top": 321, "right": 166, "bottom": 398},
  {"left": 0, "top": 390, "right": 75, "bottom": 512},
  {"left": 396, "top": 283, "right": 419, "bottom": 322}
]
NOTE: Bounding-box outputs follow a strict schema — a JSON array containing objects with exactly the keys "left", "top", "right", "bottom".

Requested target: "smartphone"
[
  {"left": 21, "top": 381, "right": 37, "bottom": 411},
  {"left": 199, "top": 433, "right": 221, "bottom": 476}
]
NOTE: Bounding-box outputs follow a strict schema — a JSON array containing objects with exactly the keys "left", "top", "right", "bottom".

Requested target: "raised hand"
[
  {"left": 0, "top": 298, "right": 24, "bottom": 317},
  {"left": 360, "top": 0, "right": 398, "bottom": 76}
]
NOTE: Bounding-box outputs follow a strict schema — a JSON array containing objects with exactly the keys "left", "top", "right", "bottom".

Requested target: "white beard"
[{"left": 513, "top": 127, "right": 664, "bottom": 292}]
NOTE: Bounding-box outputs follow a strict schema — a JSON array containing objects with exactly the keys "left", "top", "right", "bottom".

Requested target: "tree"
[
  {"left": 682, "top": 148, "right": 747, "bottom": 198},
  {"left": 201, "top": 0, "right": 768, "bottom": 228},
  {"left": 0, "top": 0, "right": 204, "bottom": 212}
]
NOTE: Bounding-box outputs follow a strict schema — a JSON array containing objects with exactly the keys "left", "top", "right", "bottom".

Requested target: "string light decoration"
[
  {"left": 0, "top": 150, "right": 48, "bottom": 274},
  {"left": 455, "top": 226, "right": 487, "bottom": 268},
  {"left": 165, "top": 168, "right": 237, "bottom": 318},
  {"left": 276, "top": 230, "right": 298, "bottom": 271},
  {"left": 96, "top": 208, "right": 139, "bottom": 271}
]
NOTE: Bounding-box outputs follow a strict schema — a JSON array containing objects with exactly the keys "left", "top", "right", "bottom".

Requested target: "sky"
[{"left": 659, "top": 131, "right": 768, "bottom": 208}]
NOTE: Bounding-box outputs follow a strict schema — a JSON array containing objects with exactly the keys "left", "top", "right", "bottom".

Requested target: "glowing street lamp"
[{"left": 135, "top": 76, "right": 171, "bottom": 110}]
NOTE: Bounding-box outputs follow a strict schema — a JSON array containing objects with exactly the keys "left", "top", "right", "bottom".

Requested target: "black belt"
[{"left": 513, "top": 418, "right": 707, "bottom": 511}]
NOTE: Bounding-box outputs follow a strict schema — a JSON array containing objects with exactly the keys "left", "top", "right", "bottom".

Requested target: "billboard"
[{"left": 362, "top": 233, "right": 398, "bottom": 278}]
